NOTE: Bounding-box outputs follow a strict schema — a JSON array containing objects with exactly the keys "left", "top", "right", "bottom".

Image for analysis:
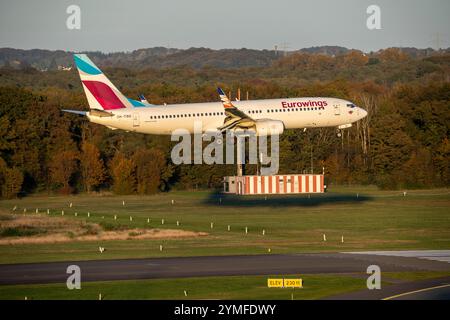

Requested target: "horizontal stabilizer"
[{"left": 89, "top": 109, "right": 114, "bottom": 117}]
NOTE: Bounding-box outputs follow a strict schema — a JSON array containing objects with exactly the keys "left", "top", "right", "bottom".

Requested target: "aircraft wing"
[{"left": 217, "top": 87, "right": 255, "bottom": 131}]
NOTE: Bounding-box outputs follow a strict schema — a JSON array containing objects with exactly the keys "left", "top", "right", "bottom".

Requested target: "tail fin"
[{"left": 74, "top": 54, "right": 132, "bottom": 110}]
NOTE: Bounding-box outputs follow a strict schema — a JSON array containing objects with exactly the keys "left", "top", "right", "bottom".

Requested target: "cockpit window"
[{"left": 346, "top": 103, "right": 357, "bottom": 108}]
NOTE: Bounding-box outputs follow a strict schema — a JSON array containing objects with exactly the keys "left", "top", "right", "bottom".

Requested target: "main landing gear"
[{"left": 336, "top": 129, "right": 342, "bottom": 138}]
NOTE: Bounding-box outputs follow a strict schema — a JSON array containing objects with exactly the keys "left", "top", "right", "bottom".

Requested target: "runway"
[{"left": 0, "top": 251, "right": 449, "bottom": 286}]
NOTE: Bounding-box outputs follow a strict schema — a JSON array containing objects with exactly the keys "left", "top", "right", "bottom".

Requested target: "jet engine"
[{"left": 254, "top": 120, "right": 284, "bottom": 136}]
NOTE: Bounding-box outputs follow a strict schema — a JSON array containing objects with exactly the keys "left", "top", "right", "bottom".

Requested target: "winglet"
[
  {"left": 138, "top": 94, "right": 149, "bottom": 104},
  {"left": 217, "top": 87, "right": 234, "bottom": 109}
]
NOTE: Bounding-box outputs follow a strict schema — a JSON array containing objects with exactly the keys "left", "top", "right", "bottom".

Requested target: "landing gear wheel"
[
  {"left": 336, "top": 129, "right": 342, "bottom": 138},
  {"left": 216, "top": 132, "right": 223, "bottom": 145}
]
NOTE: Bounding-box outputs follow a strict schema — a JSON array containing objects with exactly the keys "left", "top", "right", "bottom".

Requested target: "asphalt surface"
[
  {"left": 324, "top": 276, "right": 450, "bottom": 300},
  {"left": 0, "top": 252, "right": 449, "bottom": 287}
]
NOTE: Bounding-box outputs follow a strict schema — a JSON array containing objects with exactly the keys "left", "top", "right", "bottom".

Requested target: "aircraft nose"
[{"left": 359, "top": 108, "right": 368, "bottom": 119}]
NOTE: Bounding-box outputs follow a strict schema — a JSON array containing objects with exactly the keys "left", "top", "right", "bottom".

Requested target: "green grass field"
[
  {"left": 0, "top": 186, "right": 449, "bottom": 264},
  {"left": 1, "top": 271, "right": 449, "bottom": 300},
  {"left": 0, "top": 186, "right": 449, "bottom": 300},
  {"left": 0, "top": 274, "right": 364, "bottom": 300}
]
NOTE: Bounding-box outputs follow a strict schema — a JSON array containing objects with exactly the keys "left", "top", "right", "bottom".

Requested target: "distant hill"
[
  {"left": 0, "top": 46, "right": 448, "bottom": 71},
  {"left": 298, "top": 45, "right": 350, "bottom": 56},
  {"left": 0, "top": 47, "right": 279, "bottom": 71}
]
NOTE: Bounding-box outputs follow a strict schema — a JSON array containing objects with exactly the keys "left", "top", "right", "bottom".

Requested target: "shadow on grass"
[{"left": 203, "top": 191, "right": 372, "bottom": 207}]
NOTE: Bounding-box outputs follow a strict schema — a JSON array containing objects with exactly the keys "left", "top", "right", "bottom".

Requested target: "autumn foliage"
[{"left": 0, "top": 48, "right": 449, "bottom": 197}]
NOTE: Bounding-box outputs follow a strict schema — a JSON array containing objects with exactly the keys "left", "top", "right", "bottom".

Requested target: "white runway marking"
[{"left": 345, "top": 250, "right": 450, "bottom": 264}]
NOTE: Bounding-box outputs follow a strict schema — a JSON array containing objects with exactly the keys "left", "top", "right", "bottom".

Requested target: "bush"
[
  {"left": 0, "top": 226, "right": 46, "bottom": 237},
  {"left": 99, "top": 221, "right": 128, "bottom": 231}
]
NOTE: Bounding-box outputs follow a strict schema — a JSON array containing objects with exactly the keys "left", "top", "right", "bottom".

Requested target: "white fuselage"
[{"left": 87, "top": 97, "right": 367, "bottom": 135}]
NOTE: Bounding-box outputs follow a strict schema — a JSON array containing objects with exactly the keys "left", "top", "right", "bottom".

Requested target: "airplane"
[{"left": 63, "top": 54, "right": 367, "bottom": 137}]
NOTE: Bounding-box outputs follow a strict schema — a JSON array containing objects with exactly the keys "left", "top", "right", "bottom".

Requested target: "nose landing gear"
[{"left": 336, "top": 124, "right": 352, "bottom": 138}]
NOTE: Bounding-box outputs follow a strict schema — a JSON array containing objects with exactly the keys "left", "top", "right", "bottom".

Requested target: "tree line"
[{"left": 0, "top": 48, "right": 448, "bottom": 197}]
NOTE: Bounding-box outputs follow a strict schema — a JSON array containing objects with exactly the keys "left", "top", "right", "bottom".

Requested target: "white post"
[
  {"left": 323, "top": 234, "right": 327, "bottom": 241},
  {"left": 262, "top": 229, "right": 266, "bottom": 236},
  {"left": 122, "top": 200, "right": 125, "bottom": 206},
  {"left": 210, "top": 222, "right": 214, "bottom": 229},
  {"left": 69, "top": 202, "right": 73, "bottom": 208},
  {"left": 341, "top": 235, "right": 344, "bottom": 243},
  {"left": 236, "top": 134, "right": 246, "bottom": 177},
  {"left": 75, "top": 212, "right": 78, "bottom": 217},
  {"left": 35, "top": 208, "right": 38, "bottom": 214},
  {"left": 161, "top": 219, "right": 165, "bottom": 225},
  {"left": 227, "top": 225, "right": 231, "bottom": 231},
  {"left": 87, "top": 212, "right": 90, "bottom": 218},
  {"left": 47, "top": 209, "right": 50, "bottom": 214},
  {"left": 245, "top": 227, "right": 248, "bottom": 234},
  {"left": 177, "top": 221, "right": 180, "bottom": 226},
  {"left": 129, "top": 216, "right": 133, "bottom": 222},
  {"left": 171, "top": 199, "right": 174, "bottom": 205},
  {"left": 184, "top": 290, "right": 188, "bottom": 297},
  {"left": 114, "top": 215, "right": 117, "bottom": 220},
  {"left": 147, "top": 218, "right": 150, "bottom": 223},
  {"left": 159, "top": 245, "right": 163, "bottom": 251},
  {"left": 61, "top": 210, "right": 64, "bottom": 216}
]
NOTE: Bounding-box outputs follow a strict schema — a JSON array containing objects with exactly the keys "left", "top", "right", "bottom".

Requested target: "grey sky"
[{"left": 0, "top": 0, "right": 448, "bottom": 52}]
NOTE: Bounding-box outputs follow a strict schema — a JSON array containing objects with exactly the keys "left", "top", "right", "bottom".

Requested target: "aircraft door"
[
  {"left": 133, "top": 111, "right": 140, "bottom": 127},
  {"left": 333, "top": 103, "right": 340, "bottom": 115}
]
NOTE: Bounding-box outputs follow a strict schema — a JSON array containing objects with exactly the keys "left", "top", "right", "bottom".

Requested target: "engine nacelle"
[{"left": 254, "top": 120, "right": 284, "bottom": 136}]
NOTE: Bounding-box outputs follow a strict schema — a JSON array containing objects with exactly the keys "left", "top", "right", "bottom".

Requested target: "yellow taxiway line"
[{"left": 382, "top": 283, "right": 450, "bottom": 300}]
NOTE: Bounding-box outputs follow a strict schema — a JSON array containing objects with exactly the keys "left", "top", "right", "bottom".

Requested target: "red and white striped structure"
[{"left": 224, "top": 174, "right": 324, "bottom": 195}]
